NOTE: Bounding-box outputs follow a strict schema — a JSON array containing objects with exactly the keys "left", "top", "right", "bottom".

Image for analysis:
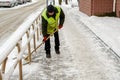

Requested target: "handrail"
[{"left": 0, "top": 7, "right": 44, "bottom": 80}]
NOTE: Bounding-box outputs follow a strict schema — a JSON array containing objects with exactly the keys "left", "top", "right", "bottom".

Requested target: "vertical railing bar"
[
  {"left": 39, "top": 24, "right": 42, "bottom": 36},
  {"left": 0, "top": 71, "right": 2, "bottom": 80},
  {"left": 38, "top": 16, "right": 42, "bottom": 36},
  {"left": 37, "top": 28, "right": 39, "bottom": 41},
  {"left": 26, "top": 29, "right": 31, "bottom": 63},
  {"left": 1, "top": 57, "right": 8, "bottom": 74},
  {"left": 36, "top": 19, "right": 39, "bottom": 41},
  {"left": 16, "top": 41, "right": 23, "bottom": 80},
  {"left": 32, "top": 24, "right": 37, "bottom": 53}
]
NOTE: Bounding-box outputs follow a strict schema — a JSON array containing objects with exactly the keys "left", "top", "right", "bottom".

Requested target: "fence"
[{"left": 0, "top": 7, "right": 44, "bottom": 80}]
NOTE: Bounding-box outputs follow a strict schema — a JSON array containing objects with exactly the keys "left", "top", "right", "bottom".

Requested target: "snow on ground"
[
  {"left": 82, "top": 16, "right": 120, "bottom": 56},
  {"left": 61, "top": 5, "right": 120, "bottom": 80},
  {"left": 1, "top": 0, "right": 120, "bottom": 80}
]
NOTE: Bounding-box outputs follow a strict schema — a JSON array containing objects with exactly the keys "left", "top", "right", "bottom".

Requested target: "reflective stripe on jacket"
[{"left": 42, "top": 6, "right": 61, "bottom": 34}]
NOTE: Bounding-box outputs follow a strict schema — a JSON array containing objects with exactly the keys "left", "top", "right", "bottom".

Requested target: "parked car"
[
  {"left": 17, "top": 0, "right": 24, "bottom": 4},
  {"left": 23, "top": 0, "right": 27, "bottom": 3},
  {"left": 26, "top": 0, "right": 31, "bottom": 2},
  {"left": 0, "top": 0, "right": 18, "bottom": 7}
]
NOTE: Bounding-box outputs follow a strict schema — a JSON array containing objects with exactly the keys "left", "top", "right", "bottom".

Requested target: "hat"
[{"left": 47, "top": 5, "right": 55, "bottom": 13}]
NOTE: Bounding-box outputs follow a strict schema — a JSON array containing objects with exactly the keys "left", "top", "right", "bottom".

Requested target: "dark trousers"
[{"left": 45, "top": 31, "right": 60, "bottom": 53}]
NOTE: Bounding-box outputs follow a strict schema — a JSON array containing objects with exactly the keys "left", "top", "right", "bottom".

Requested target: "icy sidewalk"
[
  {"left": 61, "top": 6, "right": 120, "bottom": 80},
  {"left": 21, "top": 32, "right": 79, "bottom": 80},
  {"left": 10, "top": 6, "right": 120, "bottom": 80},
  {"left": 10, "top": 29, "right": 79, "bottom": 80},
  {"left": 23, "top": 6, "right": 120, "bottom": 79}
]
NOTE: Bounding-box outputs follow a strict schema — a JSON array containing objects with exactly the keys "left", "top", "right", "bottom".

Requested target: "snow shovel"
[{"left": 24, "top": 29, "right": 58, "bottom": 61}]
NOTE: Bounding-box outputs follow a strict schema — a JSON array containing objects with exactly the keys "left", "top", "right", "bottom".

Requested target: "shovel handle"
[{"left": 24, "top": 29, "right": 58, "bottom": 60}]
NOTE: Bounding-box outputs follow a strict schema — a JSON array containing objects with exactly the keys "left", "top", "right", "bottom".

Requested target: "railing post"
[
  {"left": 58, "top": 0, "right": 62, "bottom": 5},
  {"left": 26, "top": 30, "right": 31, "bottom": 63},
  {"left": 36, "top": 18, "right": 39, "bottom": 41},
  {"left": 65, "top": 0, "right": 68, "bottom": 4},
  {"left": 32, "top": 24, "right": 37, "bottom": 53},
  {"left": 38, "top": 16, "right": 42, "bottom": 36},
  {"left": 46, "top": 0, "right": 48, "bottom": 6},
  {"left": 0, "top": 71, "right": 2, "bottom": 80},
  {"left": 37, "top": 28, "right": 39, "bottom": 41},
  {"left": 2, "top": 57, "right": 8, "bottom": 74},
  {"left": 17, "top": 41, "right": 23, "bottom": 80}
]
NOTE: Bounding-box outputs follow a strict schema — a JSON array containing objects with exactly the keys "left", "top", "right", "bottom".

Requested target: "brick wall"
[
  {"left": 79, "top": 0, "right": 92, "bottom": 16},
  {"left": 92, "top": 0, "right": 113, "bottom": 15},
  {"left": 116, "top": 0, "right": 120, "bottom": 17},
  {"left": 79, "top": 0, "right": 113, "bottom": 16}
]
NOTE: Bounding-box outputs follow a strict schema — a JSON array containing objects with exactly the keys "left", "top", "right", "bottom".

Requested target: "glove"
[
  {"left": 43, "top": 36, "right": 47, "bottom": 42},
  {"left": 59, "top": 25, "right": 62, "bottom": 29}
]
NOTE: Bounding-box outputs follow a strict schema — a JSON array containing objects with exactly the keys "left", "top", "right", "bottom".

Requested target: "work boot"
[
  {"left": 46, "top": 51, "right": 51, "bottom": 58},
  {"left": 55, "top": 49, "right": 60, "bottom": 54},
  {"left": 46, "top": 53, "right": 51, "bottom": 58}
]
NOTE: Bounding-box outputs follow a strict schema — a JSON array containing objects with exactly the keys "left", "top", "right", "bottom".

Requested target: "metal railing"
[{"left": 0, "top": 7, "right": 44, "bottom": 80}]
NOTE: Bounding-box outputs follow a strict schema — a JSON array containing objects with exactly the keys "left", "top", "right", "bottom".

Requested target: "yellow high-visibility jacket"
[{"left": 41, "top": 6, "right": 61, "bottom": 35}]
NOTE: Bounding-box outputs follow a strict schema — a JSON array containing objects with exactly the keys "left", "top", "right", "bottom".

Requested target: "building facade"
[
  {"left": 116, "top": 0, "right": 120, "bottom": 17},
  {"left": 79, "top": 0, "right": 114, "bottom": 16},
  {"left": 79, "top": 0, "right": 92, "bottom": 16}
]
